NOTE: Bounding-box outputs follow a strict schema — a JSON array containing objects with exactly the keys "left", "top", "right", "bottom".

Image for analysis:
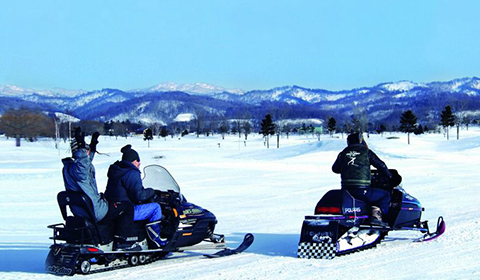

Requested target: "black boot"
[
  {"left": 370, "top": 206, "right": 388, "bottom": 227},
  {"left": 146, "top": 221, "right": 168, "bottom": 248}
]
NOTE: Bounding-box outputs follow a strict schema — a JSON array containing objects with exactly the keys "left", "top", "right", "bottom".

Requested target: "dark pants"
[
  {"left": 345, "top": 187, "right": 390, "bottom": 214},
  {"left": 98, "top": 201, "right": 135, "bottom": 241}
]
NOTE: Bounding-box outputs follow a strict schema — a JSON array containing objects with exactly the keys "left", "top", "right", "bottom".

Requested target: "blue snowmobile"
[
  {"left": 45, "top": 165, "right": 253, "bottom": 276},
  {"left": 297, "top": 169, "right": 445, "bottom": 259}
]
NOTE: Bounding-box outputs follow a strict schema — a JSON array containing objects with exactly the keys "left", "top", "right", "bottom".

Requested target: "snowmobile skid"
[
  {"left": 45, "top": 165, "right": 254, "bottom": 276},
  {"left": 297, "top": 169, "right": 445, "bottom": 259}
]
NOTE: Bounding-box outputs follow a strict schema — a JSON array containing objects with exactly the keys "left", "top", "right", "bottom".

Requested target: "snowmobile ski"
[
  {"left": 416, "top": 216, "right": 446, "bottom": 242},
  {"left": 203, "top": 233, "right": 254, "bottom": 258}
]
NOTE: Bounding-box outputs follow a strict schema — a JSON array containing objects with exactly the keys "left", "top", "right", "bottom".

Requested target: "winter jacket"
[
  {"left": 104, "top": 160, "right": 155, "bottom": 205},
  {"left": 332, "top": 143, "right": 392, "bottom": 188},
  {"left": 62, "top": 149, "right": 108, "bottom": 222}
]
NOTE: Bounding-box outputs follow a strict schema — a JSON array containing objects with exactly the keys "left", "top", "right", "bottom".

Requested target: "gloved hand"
[
  {"left": 70, "top": 138, "right": 79, "bottom": 153},
  {"left": 90, "top": 131, "right": 100, "bottom": 153},
  {"left": 389, "top": 172, "right": 402, "bottom": 187},
  {"left": 71, "top": 127, "right": 85, "bottom": 153}
]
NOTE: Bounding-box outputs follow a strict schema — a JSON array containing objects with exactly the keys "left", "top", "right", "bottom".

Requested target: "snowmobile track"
[
  {"left": 79, "top": 252, "right": 168, "bottom": 275},
  {"left": 335, "top": 232, "right": 388, "bottom": 257}
]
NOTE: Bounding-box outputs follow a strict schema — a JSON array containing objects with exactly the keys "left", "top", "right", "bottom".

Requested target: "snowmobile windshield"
[{"left": 142, "top": 165, "right": 182, "bottom": 199}]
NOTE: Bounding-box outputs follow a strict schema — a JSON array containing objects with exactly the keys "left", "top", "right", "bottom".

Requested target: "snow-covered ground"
[{"left": 1, "top": 129, "right": 479, "bottom": 279}]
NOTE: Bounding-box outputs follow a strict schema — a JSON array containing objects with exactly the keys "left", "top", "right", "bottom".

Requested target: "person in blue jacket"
[
  {"left": 332, "top": 132, "right": 392, "bottom": 226},
  {"left": 105, "top": 144, "right": 166, "bottom": 248},
  {"left": 62, "top": 128, "right": 135, "bottom": 247}
]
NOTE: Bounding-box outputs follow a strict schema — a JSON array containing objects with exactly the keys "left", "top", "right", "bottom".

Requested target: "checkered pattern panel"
[{"left": 297, "top": 241, "right": 337, "bottom": 259}]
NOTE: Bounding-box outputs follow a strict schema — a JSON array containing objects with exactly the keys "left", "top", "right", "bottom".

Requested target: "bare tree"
[
  {"left": 193, "top": 110, "right": 205, "bottom": 138},
  {"left": 0, "top": 108, "right": 54, "bottom": 146},
  {"left": 242, "top": 120, "right": 252, "bottom": 140},
  {"left": 451, "top": 98, "right": 470, "bottom": 139},
  {"left": 273, "top": 108, "right": 289, "bottom": 148},
  {"left": 352, "top": 107, "right": 369, "bottom": 133},
  {"left": 218, "top": 118, "right": 229, "bottom": 140},
  {"left": 112, "top": 121, "right": 127, "bottom": 139},
  {"left": 79, "top": 120, "right": 104, "bottom": 135}
]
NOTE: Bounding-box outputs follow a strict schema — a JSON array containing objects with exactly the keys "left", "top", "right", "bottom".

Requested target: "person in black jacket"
[
  {"left": 105, "top": 145, "right": 166, "bottom": 249},
  {"left": 332, "top": 132, "right": 392, "bottom": 226}
]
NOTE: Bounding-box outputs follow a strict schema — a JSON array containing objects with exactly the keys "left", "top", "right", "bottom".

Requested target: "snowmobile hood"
[{"left": 107, "top": 160, "right": 140, "bottom": 179}]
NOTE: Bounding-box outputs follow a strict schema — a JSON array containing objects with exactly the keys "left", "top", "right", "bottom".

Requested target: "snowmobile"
[
  {"left": 45, "top": 164, "right": 254, "bottom": 276},
  {"left": 297, "top": 169, "right": 445, "bottom": 259}
]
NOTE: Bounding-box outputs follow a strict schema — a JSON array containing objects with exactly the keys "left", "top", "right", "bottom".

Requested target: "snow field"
[{"left": 0, "top": 129, "right": 479, "bottom": 279}]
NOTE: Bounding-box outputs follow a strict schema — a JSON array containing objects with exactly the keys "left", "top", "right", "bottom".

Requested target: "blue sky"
[{"left": 0, "top": 0, "right": 479, "bottom": 92}]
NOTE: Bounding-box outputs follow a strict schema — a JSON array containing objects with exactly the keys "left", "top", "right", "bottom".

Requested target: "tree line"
[
  {"left": 0, "top": 104, "right": 474, "bottom": 147},
  {"left": 325, "top": 105, "right": 463, "bottom": 144}
]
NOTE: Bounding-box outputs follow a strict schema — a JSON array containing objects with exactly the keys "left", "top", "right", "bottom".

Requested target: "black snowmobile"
[
  {"left": 45, "top": 164, "right": 254, "bottom": 276},
  {"left": 297, "top": 169, "right": 445, "bottom": 259}
]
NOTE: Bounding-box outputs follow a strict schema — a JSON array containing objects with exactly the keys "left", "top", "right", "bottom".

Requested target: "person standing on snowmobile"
[
  {"left": 105, "top": 144, "right": 166, "bottom": 249},
  {"left": 62, "top": 128, "right": 135, "bottom": 245},
  {"left": 332, "top": 132, "right": 392, "bottom": 226}
]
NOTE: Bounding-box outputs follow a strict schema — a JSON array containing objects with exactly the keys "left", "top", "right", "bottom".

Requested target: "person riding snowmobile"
[
  {"left": 332, "top": 132, "right": 392, "bottom": 226},
  {"left": 62, "top": 128, "right": 135, "bottom": 245},
  {"left": 105, "top": 144, "right": 167, "bottom": 249}
]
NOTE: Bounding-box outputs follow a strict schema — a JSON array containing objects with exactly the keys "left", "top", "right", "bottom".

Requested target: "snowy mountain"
[
  {"left": 0, "top": 85, "right": 85, "bottom": 98},
  {"left": 1, "top": 77, "right": 480, "bottom": 125},
  {"left": 133, "top": 82, "right": 245, "bottom": 96}
]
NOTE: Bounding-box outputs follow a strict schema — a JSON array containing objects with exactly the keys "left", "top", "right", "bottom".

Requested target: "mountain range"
[{"left": 1, "top": 78, "right": 479, "bottom": 127}]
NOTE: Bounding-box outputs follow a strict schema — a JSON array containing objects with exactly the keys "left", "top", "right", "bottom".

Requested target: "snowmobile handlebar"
[{"left": 371, "top": 169, "right": 402, "bottom": 190}]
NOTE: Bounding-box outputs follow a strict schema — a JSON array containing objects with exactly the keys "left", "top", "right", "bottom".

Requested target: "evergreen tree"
[
  {"left": 160, "top": 127, "right": 169, "bottom": 140},
  {"left": 260, "top": 114, "right": 275, "bottom": 136},
  {"left": 377, "top": 124, "right": 387, "bottom": 136},
  {"left": 414, "top": 124, "right": 424, "bottom": 135},
  {"left": 327, "top": 117, "right": 336, "bottom": 136},
  {"left": 143, "top": 128, "right": 153, "bottom": 147},
  {"left": 440, "top": 105, "right": 455, "bottom": 140},
  {"left": 400, "top": 110, "right": 418, "bottom": 145},
  {"left": 143, "top": 128, "right": 153, "bottom": 140},
  {"left": 259, "top": 114, "right": 275, "bottom": 148}
]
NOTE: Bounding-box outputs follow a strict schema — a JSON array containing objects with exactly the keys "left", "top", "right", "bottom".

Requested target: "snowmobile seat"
[
  {"left": 314, "top": 190, "right": 369, "bottom": 216},
  {"left": 341, "top": 190, "right": 369, "bottom": 216},
  {"left": 55, "top": 191, "right": 113, "bottom": 245}
]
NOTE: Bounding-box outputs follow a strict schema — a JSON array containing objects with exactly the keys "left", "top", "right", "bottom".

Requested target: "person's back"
[
  {"left": 332, "top": 132, "right": 392, "bottom": 226},
  {"left": 333, "top": 143, "right": 372, "bottom": 188},
  {"left": 104, "top": 160, "right": 154, "bottom": 205}
]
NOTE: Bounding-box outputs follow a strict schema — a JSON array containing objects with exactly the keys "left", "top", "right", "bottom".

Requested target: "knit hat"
[
  {"left": 347, "top": 132, "right": 363, "bottom": 145},
  {"left": 121, "top": 144, "right": 140, "bottom": 162}
]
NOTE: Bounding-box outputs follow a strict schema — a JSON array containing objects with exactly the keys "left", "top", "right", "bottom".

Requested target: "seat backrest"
[
  {"left": 315, "top": 189, "right": 368, "bottom": 215},
  {"left": 57, "top": 190, "right": 96, "bottom": 222}
]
